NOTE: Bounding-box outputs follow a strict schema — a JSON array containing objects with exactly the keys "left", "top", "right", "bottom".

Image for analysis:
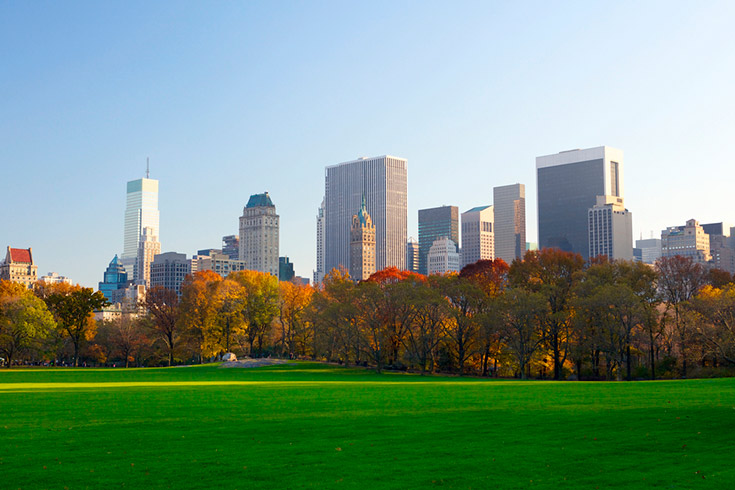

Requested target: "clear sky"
[{"left": 2, "top": 1, "right": 735, "bottom": 287}]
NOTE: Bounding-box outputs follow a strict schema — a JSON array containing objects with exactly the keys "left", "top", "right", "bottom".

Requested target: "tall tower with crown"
[{"left": 350, "top": 195, "right": 376, "bottom": 281}]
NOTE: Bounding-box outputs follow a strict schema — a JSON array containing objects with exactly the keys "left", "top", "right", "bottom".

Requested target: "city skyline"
[{"left": 3, "top": 2, "right": 735, "bottom": 287}]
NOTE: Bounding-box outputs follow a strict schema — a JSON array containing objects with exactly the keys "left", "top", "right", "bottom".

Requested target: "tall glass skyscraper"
[
  {"left": 121, "top": 177, "right": 159, "bottom": 279},
  {"left": 418, "top": 205, "right": 459, "bottom": 275},
  {"left": 324, "top": 156, "right": 407, "bottom": 274},
  {"left": 536, "top": 146, "right": 623, "bottom": 259}
]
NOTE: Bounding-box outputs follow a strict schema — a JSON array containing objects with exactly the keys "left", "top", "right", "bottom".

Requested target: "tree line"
[{"left": 2, "top": 250, "right": 735, "bottom": 379}]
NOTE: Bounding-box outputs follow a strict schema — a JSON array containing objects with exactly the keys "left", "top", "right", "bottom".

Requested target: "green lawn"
[{"left": 1, "top": 363, "right": 733, "bottom": 489}]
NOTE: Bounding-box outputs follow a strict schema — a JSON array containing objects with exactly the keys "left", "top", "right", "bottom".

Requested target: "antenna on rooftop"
[{"left": 146, "top": 157, "right": 150, "bottom": 179}]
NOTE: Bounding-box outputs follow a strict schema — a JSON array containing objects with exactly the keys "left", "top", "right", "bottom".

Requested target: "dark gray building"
[
  {"left": 536, "top": 146, "right": 624, "bottom": 260},
  {"left": 418, "top": 206, "right": 458, "bottom": 275},
  {"left": 150, "top": 252, "right": 190, "bottom": 297}
]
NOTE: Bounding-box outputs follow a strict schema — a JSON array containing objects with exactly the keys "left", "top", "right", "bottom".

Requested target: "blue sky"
[{"left": 2, "top": 1, "right": 734, "bottom": 287}]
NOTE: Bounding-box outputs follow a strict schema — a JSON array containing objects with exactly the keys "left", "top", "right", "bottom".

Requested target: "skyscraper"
[
  {"left": 587, "top": 196, "right": 633, "bottom": 261},
  {"left": 324, "top": 156, "right": 407, "bottom": 274},
  {"left": 122, "top": 176, "right": 159, "bottom": 279},
  {"left": 418, "top": 206, "right": 458, "bottom": 275},
  {"left": 314, "top": 197, "right": 326, "bottom": 284},
  {"left": 239, "top": 192, "right": 279, "bottom": 276},
  {"left": 493, "top": 184, "right": 526, "bottom": 264},
  {"left": 427, "top": 237, "right": 461, "bottom": 275},
  {"left": 537, "top": 146, "right": 623, "bottom": 259},
  {"left": 98, "top": 255, "right": 128, "bottom": 301},
  {"left": 150, "top": 252, "right": 190, "bottom": 297},
  {"left": 136, "top": 226, "right": 161, "bottom": 288},
  {"left": 349, "top": 196, "right": 376, "bottom": 282},
  {"left": 461, "top": 205, "right": 494, "bottom": 268},
  {"left": 222, "top": 235, "right": 240, "bottom": 260},
  {"left": 405, "top": 238, "right": 419, "bottom": 273}
]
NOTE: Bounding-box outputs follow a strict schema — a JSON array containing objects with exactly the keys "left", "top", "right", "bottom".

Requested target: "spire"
[
  {"left": 361, "top": 193, "right": 367, "bottom": 212},
  {"left": 146, "top": 157, "right": 150, "bottom": 179}
]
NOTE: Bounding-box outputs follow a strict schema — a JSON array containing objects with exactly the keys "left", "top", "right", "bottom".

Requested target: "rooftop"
[{"left": 246, "top": 192, "right": 275, "bottom": 208}]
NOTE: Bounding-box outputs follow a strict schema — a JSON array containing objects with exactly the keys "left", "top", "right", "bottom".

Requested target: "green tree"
[
  {"left": 41, "top": 284, "right": 109, "bottom": 367},
  {"left": 0, "top": 281, "right": 56, "bottom": 367}
]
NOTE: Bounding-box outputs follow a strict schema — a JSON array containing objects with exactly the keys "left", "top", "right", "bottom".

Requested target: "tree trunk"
[{"left": 552, "top": 332, "right": 561, "bottom": 380}]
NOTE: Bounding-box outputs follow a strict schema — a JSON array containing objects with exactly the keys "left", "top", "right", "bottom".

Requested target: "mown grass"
[{"left": 1, "top": 362, "right": 734, "bottom": 489}]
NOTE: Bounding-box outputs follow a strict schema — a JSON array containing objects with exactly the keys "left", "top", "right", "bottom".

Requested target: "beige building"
[
  {"left": 0, "top": 247, "right": 38, "bottom": 288},
  {"left": 191, "top": 252, "right": 248, "bottom": 277},
  {"left": 239, "top": 192, "right": 279, "bottom": 276},
  {"left": 427, "top": 237, "right": 461, "bottom": 275},
  {"left": 461, "top": 205, "right": 494, "bottom": 268},
  {"left": 136, "top": 226, "right": 161, "bottom": 288},
  {"left": 661, "top": 219, "right": 711, "bottom": 264},
  {"left": 39, "top": 272, "right": 72, "bottom": 285},
  {"left": 349, "top": 196, "right": 376, "bottom": 281}
]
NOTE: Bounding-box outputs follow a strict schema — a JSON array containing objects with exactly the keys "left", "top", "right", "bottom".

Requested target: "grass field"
[{"left": 1, "top": 363, "right": 734, "bottom": 489}]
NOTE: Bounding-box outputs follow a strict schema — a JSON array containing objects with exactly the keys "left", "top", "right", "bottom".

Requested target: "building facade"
[
  {"left": 493, "top": 183, "right": 526, "bottom": 263},
  {"left": 324, "top": 155, "right": 407, "bottom": 275},
  {"left": 222, "top": 235, "right": 240, "bottom": 260},
  {"left": 587, "top": 195, "right": 633, "bottom": 261},
  {"left": 0, "top": 247, "right": 38, "bottom": 288},
  {"left": 461, "top": 205, "right": 494, "bottom": 268},
  {"left": 279, "top": 256, "right": 295, "bottom": 282},
  {"left": 98, "top": 255, "right": 129, "bottom": 301},
  {"left": 634, "top": 238, "right": 662, "bottom": 265},
  {"left": 122, "top": 177, "right": 159, "bottom": 280},
  {"left": 136, "top": 226, "right": 161, "bottom": 288},
  {"left": 537, "top": 146, "right": 624, "bottom": 259},
  {"left": 427, "top": 237, "right": 460, "bottom": 275},
  {"left": 239, "top": 192, "right": 279, "bottom": 276},
  {"left": 661, "top": 219, "right": 711, "bottom": 264},
  {"left": 418, "top": 206, "right": 459, "bottom": 275},
  {"left": 191, "top": 252, "right": 247, "bottom": 278},
  {"left": 39, "top": 272, "right": 72, "bottom": 285},
  {"left": 406, "top": 238, "right": 419, "bottom": 273},
  {"left": 314, "top": 197, "right": 326, "bottom": 284},
  {"left": 150, "top": 252, "right": 190, "bottom": 296},
  {"left": 349, "top": 197, "right": 376, "bottom": 282}
]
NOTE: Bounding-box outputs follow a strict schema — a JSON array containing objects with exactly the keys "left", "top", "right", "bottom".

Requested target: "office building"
[
  {"left": 661, "top": 219, "right": 711, "bottom": 264},
  {"left": 493, "top": 184, "right": 526, "bottom": 263},
  {"left": 98, "top": 255, "right": 129, "bottom": 301},
  {"left": 314, "top": 198, "right": 326, "bottom": 284},
  {"left": 136, "top": 226, "right": 161, "bottom": 288},
  {"left": 39, "top": 272, "right": 72, "bottom": 285},
  {"left": 406, "top": 238, "right": 419, "bottom": 273},
  {"left": 0, "top": 247, "right": 38, "bottom": 288},
  {"left": 587, "top": 196, "right": 633, "bottom": 261},
  {"left": 418, "top": 206, "right": 458, "bottom": 275},
  {"left": 121, "top": 176, "right": 159, "bottom": 280},
  {"left": 634, "top": 238, "right": 662, "bottom": 265},
  {"left": 150, "top": 252, "right": 190, "bottom": 296},
  {"left": 191, "top": 251, "right": 247, "bottom": 278},
  {"left": 702, "top": 223, "right": 735, "bottom": 274},
  {"left": 461, "top": 205, "right": 494, "bottom": 268},
  {"left": 537, "top": 146, "right": 624, "bottom": 259},
  {"left": 222, "top": 235, "right": 240, "bottom": 260},
  {"left": 324, "top": 155, "right": 407, "bottom": 274},
  {"left": 349, "top": 196, "right": 376, "bottom": 281},
  {"left": 279, "top": 256, "right": 295, "bottom": 282},
  {"left": 239, "top": 192, "right": 279, "bottom": 276},
  {"left": 427, "top": 237, "right": 460, "bottom": 275}
]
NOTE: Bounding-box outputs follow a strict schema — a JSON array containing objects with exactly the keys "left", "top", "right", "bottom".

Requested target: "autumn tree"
[
  {"left": 228, "top": 270, "right": 279, "bottom": 356},
  {"left": 99, "top": 315, "right": 149, "bottom": 368},
  {"left": 179, "top": 270, "right": 223, "bottom": 361},
  {"left": 436, "top": 274, "right": 483, "bottom": 374},
  {"left": 690, "top": 285, "right": 735, "bottom": 365},
  {"left": 310, "top": 268, "right": 359, "bottom": 364},
  {"left": 498, "top": 288, "right": 548, "bottom": 379},
  {"left": 144, "top": 286, "right": 180, "bottom": 366},
  {"left": 656, "top": 255, "right": 707, "bottom": 377},
  {"left": 276, "top": 280, "right": 314, "bottom": 358},
  {"left": 0, "top": 281, "right": 56, "bottom": 367},
  {"left": 401, "top": 276, "right": 447, "bottom": 374},
  {"left": 509, "top": 249, "right": 585, "bottom": 380},
  {"left": 40, "top": 283, "right": 109, "bottom": 367}
]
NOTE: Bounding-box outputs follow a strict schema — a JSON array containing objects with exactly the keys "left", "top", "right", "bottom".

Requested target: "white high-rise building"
[
  {"left": 324, "top": 156, "right": 407, "bottom": 274},
  {"left": 493, "top": 184, "right": 526, "bottom": 264},
  {"left": 122, "top": 176, "right": 159, "bottom": 280},
  {"left": 461, "top": 205, "right": 494, "bottom": 268},
  {"left": 239, "top": 192, "right": 279, "bottom": 276},
  {"left": 136, "top": 226, "right": 161, "bottom": 288},
  {"left": 314, "top": 197, "right": 326, "bottom": 284},
  {"left": 661, "top": 219, "right": 711, "bottom": 264},
  {"left": 588, "top": 195, "right": 633, "bottom": 261},
  {"left": 427, "top": 237, "right": 461, "bottom": 275}
]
